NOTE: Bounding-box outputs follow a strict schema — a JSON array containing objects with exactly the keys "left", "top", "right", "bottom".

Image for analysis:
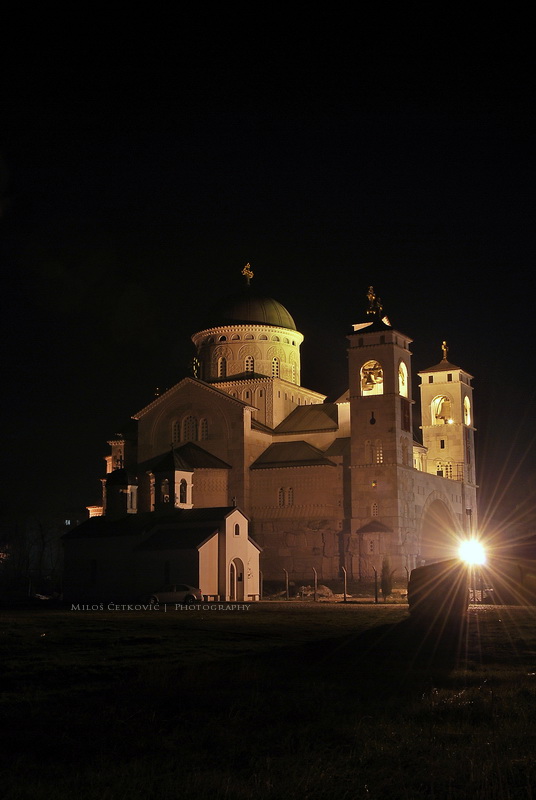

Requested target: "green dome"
[{"left": 208, "top": 287, "right": 297, "bottom": 331}]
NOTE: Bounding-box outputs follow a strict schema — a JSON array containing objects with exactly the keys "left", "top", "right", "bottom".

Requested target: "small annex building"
[{"left": 62, "top": 506, "right": 261, "bottom": 603}]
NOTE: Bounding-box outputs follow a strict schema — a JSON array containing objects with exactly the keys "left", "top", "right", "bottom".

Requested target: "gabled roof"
[
  {"left": 142, "top": 443, "right": 231, "bottom": 473},
  {"left": 419, "top": 358, "right": 473, "bottom": 378},
  {"left": 323, "top": 437, "right": 350, "bottom": 457},
  {"left": 136, "top": 526, "right": 219, "bottom": 551},
  {"left": 356, "top": 520, "right": 393, "bottom": 534},
  {"left": 148, "top": 450, "right": 193, "bottom": 473},
  {"left": 208, "top": 371, "right": 271, "bottom": 384},
  {"left": 251, "top": 441, "right": 337, "bottom": 469},
  {"left": 274, "top": 403, "right": 338, "bottom": 434},
  {"left": 133, "top": 377, "right": 249, "bottom": 419},
  {"left": 105, "top": 468, "right": 138, "bottom": 486},
  {"left": 63, "top": 507, "right": 241, "bottom": 539}
]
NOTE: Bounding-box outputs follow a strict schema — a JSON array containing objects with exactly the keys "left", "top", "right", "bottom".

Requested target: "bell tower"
[
  {"left": 418, "top": 342, "right": 477, "bottom": 532},
  {"left": 347, "top": 288, "right": 414, "bottom": 574}
]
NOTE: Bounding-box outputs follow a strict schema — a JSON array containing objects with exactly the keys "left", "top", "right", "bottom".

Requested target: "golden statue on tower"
[{"left": 366, "top": 286, "right": 383, "bottom": 317}]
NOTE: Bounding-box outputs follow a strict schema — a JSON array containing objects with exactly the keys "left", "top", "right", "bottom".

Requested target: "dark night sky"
[{"left": 1, "top": 17, "right": 535, "bottom": 531}]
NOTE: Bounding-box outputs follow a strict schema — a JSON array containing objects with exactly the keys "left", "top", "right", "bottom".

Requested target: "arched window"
[
  {"left": 432, "top": 395, "right": 453, "bottom": 425},
  {"left": 200, "top": 418, "right": 208, "bottom": 440},
  {"left": 371, "top": 502, "right": 379, "bottom": 517},
  {"left": 234, "top": 523, "right": 240, "bottom": 536},
  {"left": 464, "top": 396, "right": 471, "bottom": 425},
  {"left": 179, "top": 479, "right": 187, "bottom": 504},
  {"left": 374, "top": 439, "right": 383, "bottom": 464},
  {"left": 272, "top": 357, "right": 280, "bottom": 378},
  {"left": 245, "top": 356, "right": 254, "bottom": 372},
  {"left": 161, "top": 478, "right": 170, "bottom": 503},
  {"left": 360, "top": 360, "right": 383, "bottom": 396},
  {"left": 278, "top": 488, "right": 285, "bottom": 507},
  {"left": 218, "top": 357, "right": 227, "bottom": 378},
  {"left": 172, "top": 420, "right": 181, "bottom": 443},
  {"left": 183, "top": 415, "right": 198, "bottom": 441},
  {"left": 398, "top": 361, "right": 408, "bottom": 397},
  {"left": 287, "top": 487, "right": 294, "bottom": 507}
]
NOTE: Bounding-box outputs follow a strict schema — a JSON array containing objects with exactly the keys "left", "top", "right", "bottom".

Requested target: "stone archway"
[{"left": 419, "top": 495, "right": 460, "bottom": 564}]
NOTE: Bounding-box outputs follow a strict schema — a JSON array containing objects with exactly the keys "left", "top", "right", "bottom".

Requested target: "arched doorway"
[
  {"left": 229, "top": 558, "right": 245, "bottom": 601},
  {"left": 419, "top": 497, "right": 459, "bottom": 563}
]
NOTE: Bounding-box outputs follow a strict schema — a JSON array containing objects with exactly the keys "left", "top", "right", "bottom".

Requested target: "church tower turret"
[
  {"left": 347, "top": 288, "right": 414, "bottom": 575},
  {"left": 418, "top": 342, "right": 477, "bottom": 534}
]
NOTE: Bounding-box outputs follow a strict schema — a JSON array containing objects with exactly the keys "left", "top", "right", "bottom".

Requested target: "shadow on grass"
[
  {"left": 7, "top": 610, "right": 532, "bottom": 800},
  {"left": 233, "top": 614, "right": 469, "bottom": 690}
]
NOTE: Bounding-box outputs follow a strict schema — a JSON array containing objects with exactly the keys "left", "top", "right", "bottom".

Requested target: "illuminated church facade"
[{"left": 86, "top": 269, "right": 478, "bottom": 585}]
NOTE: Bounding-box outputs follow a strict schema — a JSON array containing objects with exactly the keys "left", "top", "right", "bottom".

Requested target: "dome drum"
[{"left": 192, "top": 324, "right": 303, "bottom": 385}]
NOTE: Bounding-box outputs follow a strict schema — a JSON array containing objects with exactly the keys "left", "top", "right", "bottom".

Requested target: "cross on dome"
[{"left": 242, "top": 263, "right": 254, "bottom": 284}]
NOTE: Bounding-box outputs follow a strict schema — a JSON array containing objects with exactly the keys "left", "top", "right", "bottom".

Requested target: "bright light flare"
[{"left": 458, "top": 539, "right": 486, "bottom": 565}]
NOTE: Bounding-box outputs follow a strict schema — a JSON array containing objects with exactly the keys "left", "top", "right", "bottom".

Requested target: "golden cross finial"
[
  {"left": 242, "top": 263, "right": 254, "bottom": 283},
  {"left": 442, "top": 340, "right": 448, "bottom": 360}
]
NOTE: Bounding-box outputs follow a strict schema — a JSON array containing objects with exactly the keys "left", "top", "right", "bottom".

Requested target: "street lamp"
[
  {"left": 458, "top": 539, "right": 487, "bottom": 602},
  {"left": 458, "top": 539, "right": 486, "bottom": 566}
]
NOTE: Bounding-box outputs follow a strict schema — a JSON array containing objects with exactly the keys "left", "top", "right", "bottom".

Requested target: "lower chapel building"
[{"left": 65, "top": 276, "right": 478, "bottom": 598}]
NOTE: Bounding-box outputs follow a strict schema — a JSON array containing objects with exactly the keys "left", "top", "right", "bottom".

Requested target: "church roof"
[
  {"left": 133, "top": 377, "right": 250, "bottom": 420},
  {"left": 274, "top": 403, "right": 339, "bottom": 433},
  {"left": 356, "top": 520, "right": 393, "bottom": 534},
  {"left": 351, "top": 317, "right": 393, "bottom": 333},
  {"left": 323, "top": 437, "right": 350, "bottom": 456},
  {"left": 207, "top": 286, "right": 297, "bottom": 331},
  {"left": 136, "top": 527, "right": 262, "bottom": 552},
  {"left": 136, "top": 525, "right": 220, "bottom": 551},
  {"left": 147, "top": 449, "right": 193, "bottom": 473},
  {"left": 419, "top": 358, "right": 466, "bottom": 373},
  {"left": 209, "top": 371, "right": 271, "bottom": 384},
  {"left": 251, "top": 441, "right": 337, "bottom": 469},
  {"left": 419, "top": 343, "right": 473, "bottom": 377},
  {"left": 63, "top": 507, "right": 241, "bottom": 539},
  {"left": 105, "top": 468, "right": 138, "bottom": 486},
  {"left": 141, "top": 443, "right": 231, "bottom": 473}
]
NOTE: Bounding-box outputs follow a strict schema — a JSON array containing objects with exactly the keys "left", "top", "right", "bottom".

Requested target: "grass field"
[{"left": 2, "top": 601, "right": 536, "bottom": 799}]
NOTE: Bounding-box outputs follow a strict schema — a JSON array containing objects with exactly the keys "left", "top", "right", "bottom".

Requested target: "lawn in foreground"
[{"left": 2, "top": 602, "right": 536, "bottom": 799}]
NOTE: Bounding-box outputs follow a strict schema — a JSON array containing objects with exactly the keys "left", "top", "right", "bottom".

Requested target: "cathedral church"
[{"left": 67, "top": 266, "right": 478, "bottom": 597}]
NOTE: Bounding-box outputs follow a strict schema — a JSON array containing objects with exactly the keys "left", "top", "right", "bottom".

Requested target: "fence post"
[
  {"left": 342, "top": 566, "right": 347, "bottom": 603},
  {"left": 313, "top": 567, "right": 318, "bottom": 602},
  {"left": 284, "top": 569, "right": 289, "bottom": 600},
  {"left": 372, "top": 566, "right": 378, "bottom": 604}
]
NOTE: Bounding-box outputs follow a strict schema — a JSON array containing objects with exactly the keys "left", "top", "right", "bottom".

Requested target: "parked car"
[{"left": 148, "top": 584, "right": 203, "bottom": 604}]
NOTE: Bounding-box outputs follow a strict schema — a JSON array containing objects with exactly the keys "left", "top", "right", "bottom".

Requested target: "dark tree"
[{"left": 381, "top": 556, "right": 395, "bottom": 602}]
